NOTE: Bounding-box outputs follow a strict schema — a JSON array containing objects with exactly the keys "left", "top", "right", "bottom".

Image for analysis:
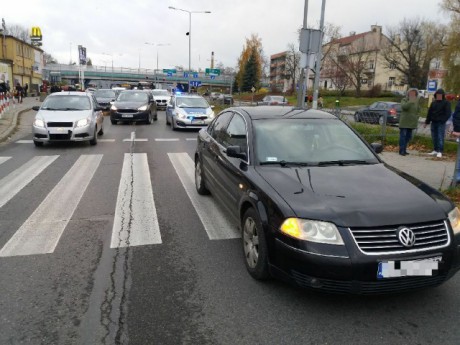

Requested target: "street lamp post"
[
  {"left": 145, "top": 42, "right": 171, "bottom": 74},
  {"left": 168, "top": 6, "right": 211, "bottom": 92}
]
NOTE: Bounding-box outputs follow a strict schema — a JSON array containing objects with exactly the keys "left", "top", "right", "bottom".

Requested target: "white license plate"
[
  {"left": 377, "top": 256, "right": 442, "bottom": 279},
  {"left": 122, "top": 114, "right": 134, "bottom": 118},
  {"left": 193, "top": 120, "right": 204, "bottom": 125}
]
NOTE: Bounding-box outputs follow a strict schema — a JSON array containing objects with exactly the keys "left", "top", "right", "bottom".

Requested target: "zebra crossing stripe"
[
  {"left": 110, "top": 153, "right": 162, "bottom": 248},
  {"left": 0, "top": 157, "right": 11, "bottom": 165},
  {"left": 16, "top": 140, "right": 34, "bottom": 144},
  {"left": 0, "top": 154, "right": 103, "bottom": 257},
  {"left": 0, "top": 155, "right": 59, "bottom": 209},
  {"left": 168, "top": 153, "right": 239, "bottom": 240}
]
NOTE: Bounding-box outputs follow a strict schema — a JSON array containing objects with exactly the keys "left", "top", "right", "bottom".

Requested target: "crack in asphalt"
[{"left": 100, "top": 129, "right": 136, "bottom": 345}]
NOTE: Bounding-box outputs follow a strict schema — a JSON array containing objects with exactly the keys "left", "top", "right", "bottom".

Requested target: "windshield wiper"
[
  {"left": 41, "top": 107, "right": 59, "bottom": 110},
  {"left": 260, "top": 160, "right": 311, "bottom": 167},
  {"left": 61, "top": 108, "right": 85, "bottom": 111},
  {"left": 317, "top": 160, "right": 372, "bottom": 166}
]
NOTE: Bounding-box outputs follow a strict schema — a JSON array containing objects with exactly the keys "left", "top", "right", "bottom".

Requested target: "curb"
[{"left": 0, "top": 107, "right": 33, "bottom": 143}]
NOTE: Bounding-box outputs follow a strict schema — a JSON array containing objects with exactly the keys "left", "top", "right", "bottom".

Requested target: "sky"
[{"left": 3, "top": 0, "right": 448, "bottom": 72}]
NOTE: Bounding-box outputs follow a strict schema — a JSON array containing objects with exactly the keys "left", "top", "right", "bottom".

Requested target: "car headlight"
[
  {"left": 76, "top": 118, "right": 90, "bottom": 127},
  {"left": 280, "top": 218, "right": 344, "bottom": 245},
  {"left": 175, "top": 111, "right": 186, "bottom": 119},
  {"left": 448, "top": 207, "right": 460, "bottom": 234},
  {"left": 208, "top": 111, "right": 215, "bottom": 119},
  {"left": 111, "top": 105, "right": 117, "bottom": 111},
  {"left": 138, "top": 105, "right": 148, "bottom": 111},
  {"left": 34, "top": 119, "right": 45, "bottom": 128}
]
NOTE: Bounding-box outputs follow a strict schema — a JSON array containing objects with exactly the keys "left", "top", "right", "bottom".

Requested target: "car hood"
[
  {"left": 114, "top": 101, "right": 146, "bottom": 109},
  {"left": 179, "top": 107, "right": 209, "bottom": 115},
  {"left": 37, "top": 109, "right": 92, "bottom": 122},
  {"left": 256, "top": 164, "right": 452, "bottom": 227}
]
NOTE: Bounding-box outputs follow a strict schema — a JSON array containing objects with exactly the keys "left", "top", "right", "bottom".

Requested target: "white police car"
[{"left": 165, "top": 94, "right": 215, "bottom": 130}]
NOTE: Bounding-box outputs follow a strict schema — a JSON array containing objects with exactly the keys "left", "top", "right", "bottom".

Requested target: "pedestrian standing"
[
  {"left": 15, "top": 82, "right": 23, "bottom": 103},
  {"left": 24, "top": 83, "right": 29, "bottom": 97},
  {"left": 424, "top": 89, "right": 451, "bottom": 158},
  {"left": 398, "top": 88, "right": 420, "bottom": 156}
]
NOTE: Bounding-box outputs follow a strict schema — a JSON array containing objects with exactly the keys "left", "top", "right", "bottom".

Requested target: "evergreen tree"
[{"left": 242, "top": 49, "right": 258, "bottom": 92}]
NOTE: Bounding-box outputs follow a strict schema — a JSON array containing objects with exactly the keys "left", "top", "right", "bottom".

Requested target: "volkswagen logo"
[{"left": 397, "top": 227, "right": 416, "bottom": 247}]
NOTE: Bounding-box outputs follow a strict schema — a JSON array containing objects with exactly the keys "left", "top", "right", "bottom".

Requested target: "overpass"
[{"left": 42, "top": 64, "right": 234, "bottom": 90}]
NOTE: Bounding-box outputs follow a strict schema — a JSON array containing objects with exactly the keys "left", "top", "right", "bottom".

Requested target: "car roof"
[
  {"left": 48, "top": 92, "right": 89, "bottom": 97},
  {"left": 230, "top": 106, "right": 338, "bottom": 120}
]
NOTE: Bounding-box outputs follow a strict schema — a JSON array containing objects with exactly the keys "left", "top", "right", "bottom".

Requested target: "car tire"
[
  {"left": 354, "top": 113, "right": 361, "bottom": 122},
  {"left": 154, "top": 110, "right": 158, "bottom": 121},
  {"left": 242, "top": 208, "right": 270, "bottom": 280},
  {"left": 146, "top": 114, "right": 152, "bottom": 125},
  {"left": 166, "top": 114, "right": 170, "bottom": 125},
  {"left": 98, "top": 125, "right": 104, "bottom": 135},
  {"left": 195, "top": 158, "right": 210, "bottom": 195},
  {"left": 89, "top": 128, "right": 98, "bottom": 145},
  {"left": 378, "top": 116, "right": 384, "bottom": 126},
  {"left": 171, "top": 117, "right": 177, "bottom": 131},
  {"left": 33, "top": 140, "right": 43, "bottom": 147},
  {"left": 111, "top": 119, "right": 117, "bottom": 125}
]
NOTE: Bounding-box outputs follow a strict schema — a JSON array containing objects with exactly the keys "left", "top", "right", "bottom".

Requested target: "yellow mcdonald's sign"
[{"left": 30, "top": 26, "right": 42, "bottom": 39}]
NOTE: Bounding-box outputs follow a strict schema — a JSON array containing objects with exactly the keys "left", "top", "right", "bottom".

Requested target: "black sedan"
[
  {"left": 195, "top": 106, "right": 460, "bottom": 294},
  {"left": 110, "top": 90, "right": 157, "bottom": 124},
  {"left": 94, "top": 89, "right": 118, "bottom": 111},
  {"left": 354, "top": 101, "right": 401, "bottom": 125}
]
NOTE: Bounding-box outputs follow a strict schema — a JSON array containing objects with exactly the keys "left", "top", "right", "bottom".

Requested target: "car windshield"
[
  {"left": 176, "top": 97, "right": 209, "bottom": 108},
  {"left": 117, "top": 92, "right": 149, "bottom": 102},
  {"left": 152, "top": 90, "right": 169, "bottom": 96},
  {"left": 254, "top": 118, "right": 379, "bottom": 165},
  {"left": 95, "top": 90, "right": 116, "bottom": 98},
  {"left": 41, "top": 96, "right": 91, "bottom": 110}
]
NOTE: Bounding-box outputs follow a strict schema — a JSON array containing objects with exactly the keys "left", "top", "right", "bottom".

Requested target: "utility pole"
[
  {"left": 312, "top": 0, "right": 326, "bottom": 109},
  {"left": 296, "top": 0, "right": 309, "bottom": 108}
]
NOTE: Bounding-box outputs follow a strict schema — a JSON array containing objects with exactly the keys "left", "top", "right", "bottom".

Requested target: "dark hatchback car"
[
  {"left": 195, "top": 106, "right": 460, "bottom": 294},
  {"left": 94, "top": 89, "right": 118, "bottom": 110},
  {"left": 110, "top": 90, "right": 157, "bottom": 124},
  {"left": 354, "top": 101, "right": 401, "bottom": 125}
]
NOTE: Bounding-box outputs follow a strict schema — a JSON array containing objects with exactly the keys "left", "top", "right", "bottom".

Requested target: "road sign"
[
  {"left": 167, "top": 73, "right": 172, "bottom": 77},
  {"left": 163, "top": 69, "right": 176, "bottom": 74},
  {"left": 251, "top": 86, "right": 256, "bottom": 93},
  {"left": 193, "top": 73, "right": 198, "bottom": 78},
  {"left": 190, "top": 81, "right": 202, "bottom": 87},
  {"left": 205, "top": 68, "right": 221, "bottom": 76},
  {"left": 427, "top": 80, "right": 437, "bottom": 93},
  {"left": 210, "top": 75, "right": 216, "bottom": 80},
  {"left": 183, "top": 72, "right": 188, "bottom": 78}
]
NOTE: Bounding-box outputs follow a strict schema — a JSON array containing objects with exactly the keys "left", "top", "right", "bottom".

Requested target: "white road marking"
[
  {"left": 98, "top": 139, "right": 116, "bottom": 142},
  {"left": 0, "top": 154, "right": 103, "bottom": 257},
  {"left": 155, "top": 138, "right": 180, "bottom": 142},
  {"left": 16, "top": 140, "right": 34, "bottom": 144},
  {"left": 0, "top": 157, "right": 11, "bottom": 165},
  {"left": 0, "top": 155, "right": 59, "bottom": 209},
  {"left": 110, "top": 153, "right": 162, "bottom": 248},
  {"left": 185, "top": 138, "right": 198, "bottom": 141},
  {"left": 168, "top": 152, "right": 239, "bottom": 240},
  {"left": 123, "top": 139, "right": 148, "bottom": 142}
]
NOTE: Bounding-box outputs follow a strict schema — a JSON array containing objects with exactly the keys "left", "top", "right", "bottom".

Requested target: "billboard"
[{"left": 78, "top": 45, "right": 87, "bottom": 65}]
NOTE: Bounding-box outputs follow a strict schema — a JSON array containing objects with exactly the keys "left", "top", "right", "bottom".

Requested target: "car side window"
[
  {"left": 210, "top": 112, "right": 233, "bottom": 144},
  {"left": 369, "top": 102, "right": 378, "bottom": 109},
  {"left": 225, "top": 114, "right": 247, "bottom": 153}
]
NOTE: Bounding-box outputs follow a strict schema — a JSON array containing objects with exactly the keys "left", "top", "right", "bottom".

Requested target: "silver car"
[
  {"left": 32, "top": 92, "right": 104, "bottom": 146},
  {"left": 166, "top": 94, "right": 215, "bottom": 130}
]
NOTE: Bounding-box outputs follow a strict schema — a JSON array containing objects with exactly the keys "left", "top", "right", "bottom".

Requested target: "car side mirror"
[
  {"left": 32, "top": 106, "right": 40, "bottom": 111},
  {"left": 211, "top": 105, "right": 215, "bottom": 109},
  {"left": 226, "top": 145, "right": 247, "bottom": 160},
  {"left": 370, "top": 142, "right": 383, "bottom": 154}
]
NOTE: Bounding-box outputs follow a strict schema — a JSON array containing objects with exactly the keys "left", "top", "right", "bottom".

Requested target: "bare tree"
[
  {"left": 284, "top": 43, "right": 301, "bottom": 92},
  {"left": 381, "top": 18, "right": 446, "bottom": 89},
  {"left": 5, "top": 24, "right": 31, "bottom": 43},
  {"left": 43, "top": 52, "right": 58, "bottom": 64},
  {"left": 441, "top": 0, "right": 460, "bottom": 91}
]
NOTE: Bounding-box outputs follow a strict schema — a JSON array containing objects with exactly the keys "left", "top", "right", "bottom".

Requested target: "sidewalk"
[
  {"left": 0, "top": 96, "right": 42, "bottom": 144},
  {"left": 0, "top": 98, "right": 456, "bottom": 190}
]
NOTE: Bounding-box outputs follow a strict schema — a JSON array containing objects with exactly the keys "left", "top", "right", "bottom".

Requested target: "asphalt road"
[{"left": 0, "top": 110, "right": 460, "bottom": 345}]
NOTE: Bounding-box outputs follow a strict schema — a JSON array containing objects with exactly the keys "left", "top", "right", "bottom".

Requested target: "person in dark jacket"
[
  {"left": 452, "top": 99, "right": 460, "bottom": 135},
  {"left": 398, "top": 88, "right": 420, "bottom": 156},
  {"left": 424, "top": 89, "right": 451, "bottom": 158}
]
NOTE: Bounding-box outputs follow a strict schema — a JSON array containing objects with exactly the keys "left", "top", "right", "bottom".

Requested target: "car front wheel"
[
  {"left": 89, "top": 128, "right": 98, "bottom": 145},
  {"left": 242, "top": 208, "right": 270, "bottom": 280},
  {"left": 195, "top": 158, "right": 209, "bottom": 195}
]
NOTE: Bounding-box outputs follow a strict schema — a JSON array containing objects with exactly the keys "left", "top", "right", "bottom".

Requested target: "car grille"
[
  {"left": 155, "top": 100, "right": 167, "bottom": 104},
  {"left": 291, "top": 270, "right": 448, "bottom": 294},
  {"left": 49, "top": 133, "right": 71, "bottom": 140},
  {"left": 47, "top": 122, "right": 73, "bottom": 127},
  {"left": 349, "top": 221, "right": 449, "bottom": 255},
  {"left": 118, "top": 109, "right": 137, "bottom": 113}
]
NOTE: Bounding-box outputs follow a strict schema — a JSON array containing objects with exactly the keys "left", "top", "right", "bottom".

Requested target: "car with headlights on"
[
  {"left": 32, "top": 92, "right": 104, "bottom": 147},
  {"left": 151, "top": 89, "right": 171, "bottom": 109},
  {"left": 94, "top": 88, "right": 118, "bottom": 111},
  {"left": 110, "top": 90, "right": 157, "bottom": 125},
  {"left": 166, "top": 94, "right": 215, "bottom": 130},
  {"left": 194, "top": 106, "right": 460, "bottom": 294}
]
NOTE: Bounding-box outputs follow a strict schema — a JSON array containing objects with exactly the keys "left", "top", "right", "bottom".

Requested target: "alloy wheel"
[{"left": 243, "top": 217, "right": 259, "bottom": 269}]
